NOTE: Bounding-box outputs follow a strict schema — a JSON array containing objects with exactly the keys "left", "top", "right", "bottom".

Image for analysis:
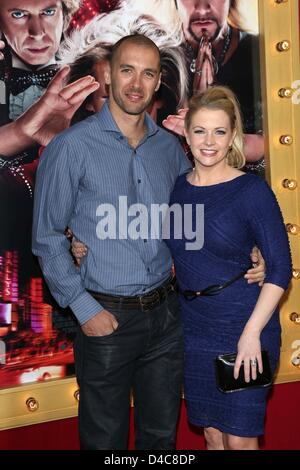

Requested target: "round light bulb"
[
  {"left": 282, "top": 179, "right": 298, "bottom": 190},
  {"left": 276, "top": 40, "right": 291, "bottom": 52}
]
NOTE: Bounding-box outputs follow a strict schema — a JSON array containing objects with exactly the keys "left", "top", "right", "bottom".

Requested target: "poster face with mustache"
[{"left": 184, "top": 0, "right": 231, "bottom": 44}]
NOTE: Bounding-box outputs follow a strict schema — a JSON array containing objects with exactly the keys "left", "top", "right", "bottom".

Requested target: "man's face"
[
  {"left": 106, "top": 41, "right": 161, "bottom": 117},
  {"left": 176, "top": 0, "right": 231, "bottom": 44},
  {"left": 0, "top": 0, "right": 64, "bottom": 66}
]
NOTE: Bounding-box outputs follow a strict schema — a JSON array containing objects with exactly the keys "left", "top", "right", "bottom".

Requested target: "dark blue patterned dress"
[{"left": 166, "top": 173, "right": 292, "bottom": 437}]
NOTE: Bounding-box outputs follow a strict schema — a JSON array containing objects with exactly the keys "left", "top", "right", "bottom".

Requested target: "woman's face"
[{"left": 185, "top": 107, "right": 235, "bottom": 169}]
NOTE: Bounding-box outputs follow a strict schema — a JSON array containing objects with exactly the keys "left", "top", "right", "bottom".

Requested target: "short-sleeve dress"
[{"left": 165, "top": 172, "right": 292, "bottom": 437}]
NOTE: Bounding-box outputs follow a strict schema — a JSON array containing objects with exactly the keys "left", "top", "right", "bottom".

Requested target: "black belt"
[{"left": 88, "top": 276, "right": 178, "bottom": 312}]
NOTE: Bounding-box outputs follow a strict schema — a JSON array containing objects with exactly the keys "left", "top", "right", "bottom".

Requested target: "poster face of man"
[
  {"left": 0, "top": 0, "right": 64, "bottom": 66},
  {"left": 176, "top": 0, "right": 231, "bottom": 44}
]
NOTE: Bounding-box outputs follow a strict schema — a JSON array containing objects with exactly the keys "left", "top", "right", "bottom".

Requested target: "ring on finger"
[{"left": 250, "top": 359, "right": 257, "bottom": 366}]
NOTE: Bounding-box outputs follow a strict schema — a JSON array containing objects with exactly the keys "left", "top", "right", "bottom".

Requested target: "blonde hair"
[
  {"left": 185, "top": 86, "right": 246, "bottom": 169},
  {"left": 229, "top": 0, "right": 259, "bottom": 35},
  {"left": 121, "top": 0, "right": 181, "bottom": 29}
]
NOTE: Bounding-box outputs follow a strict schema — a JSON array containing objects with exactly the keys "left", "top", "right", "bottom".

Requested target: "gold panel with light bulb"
[
  {"left": 276, "top": 40, "right": 291, "bottom": 51},
  {"left": 282, "top": 179, "right": 298, "bottom": 190},
  {"left": 279, "top": 134, "right": 294, "bottom": 145},
  {"left": 259, "top": 0, "right": 300, "bottom": 384},
  {"left": 286, "top": 223, "right": 300, "bottom": 235},
  {"left": 289, "top": 312, "right": 300, "bottom": 324},
  {"left": 278, "top": 87, "right": 293, "bottom": 98},
  {"left": 0, "top": 378, "right": 79, "bottom": 429}
]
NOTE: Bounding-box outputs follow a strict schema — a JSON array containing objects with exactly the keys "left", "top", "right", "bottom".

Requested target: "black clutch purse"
[{"left": 215, "top": 350, "right": 273, "bottom": 393}]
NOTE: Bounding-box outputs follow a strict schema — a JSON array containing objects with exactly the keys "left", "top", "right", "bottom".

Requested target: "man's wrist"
[
  {"left": 0, "top": 120, "right": 34, "bottom": 157},
  {"left": 13, "top": 116, "right": 35, "bottom": 145},
  {"left": 70, "top": 291, "right": 104, "bottom": 325}
]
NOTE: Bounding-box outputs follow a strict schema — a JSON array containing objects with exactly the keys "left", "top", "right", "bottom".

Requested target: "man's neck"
[{"left": 108, "top": 100, "right": 147, "bottom": 149}]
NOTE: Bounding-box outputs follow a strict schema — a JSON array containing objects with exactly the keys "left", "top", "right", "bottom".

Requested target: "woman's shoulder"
[
  {"left": 241, "top": 173, "right": 273, "bottom": 193},
  {"left": 239, "top": 173, "right": 281, "bottom": 212}
]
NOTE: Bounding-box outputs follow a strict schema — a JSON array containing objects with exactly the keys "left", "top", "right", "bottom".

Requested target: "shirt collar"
[{"left": 96, "top": 100, "right": 159, "bottom": 138}]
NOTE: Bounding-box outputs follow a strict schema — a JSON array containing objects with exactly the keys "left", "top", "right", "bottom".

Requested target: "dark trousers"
[{"left": 74, "top": 290, "right": 183, "bottom": 450}]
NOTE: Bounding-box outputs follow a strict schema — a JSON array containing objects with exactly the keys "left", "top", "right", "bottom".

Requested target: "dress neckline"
[{"left": 184, "top": 172, "right": 249, "bottom": 189}]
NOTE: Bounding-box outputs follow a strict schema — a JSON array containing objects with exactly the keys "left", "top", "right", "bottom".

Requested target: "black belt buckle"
[{"left": 139, "top": 289, "right": 160, "bottom": 312}]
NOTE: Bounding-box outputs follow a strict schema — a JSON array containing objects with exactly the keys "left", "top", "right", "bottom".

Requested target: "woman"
[{"left": 165, "top": 86, "right": 292, "bottom": 450}]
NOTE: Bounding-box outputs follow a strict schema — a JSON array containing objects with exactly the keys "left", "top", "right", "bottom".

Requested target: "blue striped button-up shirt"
[{"left": 32, "top": 101, "right": 191, "bottom": 325}]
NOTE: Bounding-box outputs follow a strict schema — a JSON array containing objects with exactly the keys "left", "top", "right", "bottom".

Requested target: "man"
[
  {"left": 32, "top": 34, "right": 265, "bottom": 450},
  {"left": 163, "top": 0, "right": 264, "bottom": 167},
  {"left": 0, "top": 0, "right": 81, "bottom": 252},
  {"left": 33, "top": 34, "right": 189, "bottom": 450},
  {"left": 0, "top": 0, "right": 80, "bottom": 125},
  {"left": 0, "top": 0, "right": 81, "bottom": 218}
]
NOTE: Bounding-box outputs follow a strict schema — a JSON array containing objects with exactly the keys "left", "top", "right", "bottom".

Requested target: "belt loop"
[{"left": 138, "top": 295, "right": 143, "bottom": 312}]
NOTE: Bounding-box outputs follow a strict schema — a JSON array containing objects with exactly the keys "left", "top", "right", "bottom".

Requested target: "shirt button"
[
  {"left": 137, "top": 179, "right": 141, "bottom": 184},
  {"left": 143, "top": 239, "right": 147, "bottom": 243},
  {"left": 147, "top": 268, "right": 150, "bottom": 272}
]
